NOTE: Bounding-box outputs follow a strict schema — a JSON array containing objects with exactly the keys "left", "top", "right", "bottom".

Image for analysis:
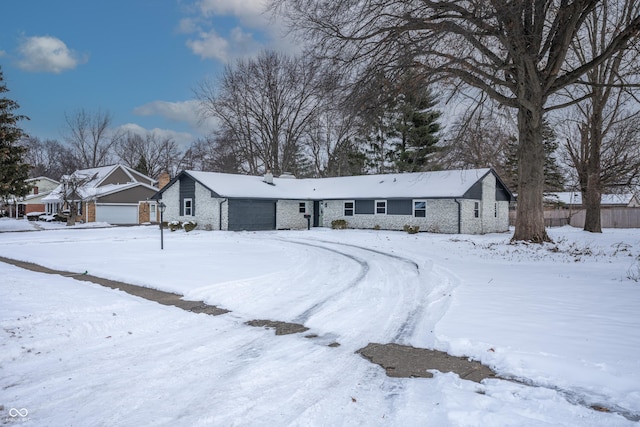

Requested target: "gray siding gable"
[
  {"left": 179, "top": 175, "right": 196, "bottom": 215},
  {"left": 463, "top": 181, "right": 483, "bottom": 200}
]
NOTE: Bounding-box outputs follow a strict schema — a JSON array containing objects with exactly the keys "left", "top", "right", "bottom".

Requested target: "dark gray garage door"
[{"left": 228, "top": 199, "right": 276, "bottom": 231}]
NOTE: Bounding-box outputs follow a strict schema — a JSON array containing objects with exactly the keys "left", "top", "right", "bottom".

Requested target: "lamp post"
[{"left": 158, "top": 201, "right": 166, "bottom": 250}]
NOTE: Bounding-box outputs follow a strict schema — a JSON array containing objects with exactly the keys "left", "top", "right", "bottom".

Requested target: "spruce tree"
[
  {"left": 392, "top": 85, "right": 442, "bottom": 172},
  {"left": 135, "top": 155, "right": 150, "bottom": 177},
  {"left": 0, "top": 67, "right": 31, "bottom": 202}
]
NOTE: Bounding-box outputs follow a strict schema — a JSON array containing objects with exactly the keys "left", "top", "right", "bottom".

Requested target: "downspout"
[
  {"left": 219, "top": 198, "right": 227, "bottom": 231},
  {"left": 455, "top": 199, "right": 462, "bottom": 234}
]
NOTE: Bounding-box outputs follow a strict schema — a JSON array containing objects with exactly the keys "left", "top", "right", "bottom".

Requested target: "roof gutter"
[
  {"left": 455, "top": 199, "right": 462, "bottom": 234},
  {"left": 219, "top": 198, "right": 228, "bottom": 231}
]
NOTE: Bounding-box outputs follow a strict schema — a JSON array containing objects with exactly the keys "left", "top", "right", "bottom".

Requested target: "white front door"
[{"left": 149, "top": 203, "right": 157, "bottom": 222}]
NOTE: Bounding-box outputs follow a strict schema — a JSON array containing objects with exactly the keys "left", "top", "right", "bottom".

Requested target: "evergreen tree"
[
  {"left": 504, "top": 120, "right": 564, "bottom": 192},
  {"left": 0, "top": 68, "right": 31, "bottom": 202},
  {"left": 326, "top": 139, "right": 367, "bottom": 177},
  {"left": 392, "top": 84, "right": 442, "bottom": 172},
  {"left": 135, "top": 155, "right": 150, "bottom": 177},
  {"left": 354, "top": 71, "right": 441, "bottom": 173}
]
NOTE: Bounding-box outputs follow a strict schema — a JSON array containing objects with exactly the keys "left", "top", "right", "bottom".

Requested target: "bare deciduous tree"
[
  {"left": 442, "top": 99, "right": 515, "bottom": 181},
  {"left": 557, "top": 0, "right": 640, "bottom": 232},
  {"left": 197, "top": 50, "right": 321, "bottom": 176},
  {"left": 270, "top": 0, "right": 640, "bottom": 242},
  {"left": 64, "top": 109, "right": 122, "bottom": 169},
  {"left": 115, "top": 132, "right": 181, "bottom": 179},
  {"left": 304, "top": 67, "right": 362, "bottom": 176},
  {"left": 178, "top": 136, "right": 242, "bottom": 174},
  {"left": 21, "top": 136, "right": 80, "bottom": 180},
  {"left": 60, "top": 171, "right": 95, "bottom": 226}
]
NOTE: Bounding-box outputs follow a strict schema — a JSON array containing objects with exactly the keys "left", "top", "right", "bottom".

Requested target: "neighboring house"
[
  {"left": 2, "top": 176, "right": 59, "bottom": 218},
  {"left": 539, "top": 192, "right": 640, "bottom": 228},
  {"left": 154, "top": 168, "right": 514, "bottom": 234},
  {"left": 42, "top": 164, "right": 160, "bottom": 225},
  {"left": 19, "top": 177, "right": 60, "bottom": 216},
  {"left": 545, "top": 192, "right": 640, "bottom": 208}
]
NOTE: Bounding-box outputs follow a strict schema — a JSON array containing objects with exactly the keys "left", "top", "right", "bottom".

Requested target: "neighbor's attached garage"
[
  {"left": 95, "top": 204, "right": 138, "bottom": 225},
  {"left": 228, "top": 199, "right": 276, "bottom": 231}
]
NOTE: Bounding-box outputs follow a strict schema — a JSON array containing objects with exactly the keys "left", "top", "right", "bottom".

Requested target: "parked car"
[
  {"left": 27, "top": 212, "right": 46, "bottom": 221},
  {"left": 38, "top": 213, "right": 57, "bottom": 222}
]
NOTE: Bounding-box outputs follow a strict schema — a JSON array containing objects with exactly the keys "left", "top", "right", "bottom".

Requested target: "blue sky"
[{"left": 0, "top": 0, "right": 292, "bottom": 147}]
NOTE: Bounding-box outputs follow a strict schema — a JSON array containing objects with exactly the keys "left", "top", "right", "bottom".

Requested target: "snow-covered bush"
[
  {"left": 403, "top": 225, "right": 420, "bottom": 234},
  {"left": 331, "top": 219, "right": 348, "bottom": 229},
  {"left": 168, "top": 220, "right": 182, "bottom": 232},
  {"left": 627, "top": 257, "right": 640, "bottom": 282},
  {"left": 183, "top": 220, "right": 197, "bottom": 232}
]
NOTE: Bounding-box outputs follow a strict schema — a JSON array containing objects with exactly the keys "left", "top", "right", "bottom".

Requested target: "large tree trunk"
[
  {"left": 583, "top": 99, "right": 603, "bottom": 232},
  {"left": 512, "top": 104, "right": 551, "bottom": 243},
  {"left": 583, "top": 176, "right": 602, "bottom": 232}
]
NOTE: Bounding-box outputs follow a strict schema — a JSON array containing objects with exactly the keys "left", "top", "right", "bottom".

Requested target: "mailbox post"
[{"left": 159, "top": 202, "right": 166, "bottom": 250}]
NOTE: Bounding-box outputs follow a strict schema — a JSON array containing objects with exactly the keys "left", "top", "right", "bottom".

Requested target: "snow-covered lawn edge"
[{"left": 1, "top": 224, "right": 639, "bottom": 426}]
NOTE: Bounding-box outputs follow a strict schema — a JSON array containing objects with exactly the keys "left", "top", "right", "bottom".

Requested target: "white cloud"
[
  {"left": 197, "top": 0, "right": 267, "bottom": 21},
  {"left": 16, "top": 35, "right": 86, "bottom": 73},
  {"left": 186, "top": 26, "right": 262, "bottom": 63},
  {"left": 117, "top": 123, "right": 196, "bottom": 148},
  {"left": 176, "top": 18, "right": 200, "bottom": 34},
  {"left": 181, "top": 0, "right": 300, "bottom": 63},
  {"left": 134, "top": 100, "right": 200, "bottom": 124},
  {"left": 186, "top": 30, "right": 230, "bottom": 62},
  {"left": 133, "top": 100, "right": 217, "bottom": 133}
]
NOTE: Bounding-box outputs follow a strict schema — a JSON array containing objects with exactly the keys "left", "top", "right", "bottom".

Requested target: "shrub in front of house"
[
  {"left": 331, "top": 219, "right": 348, "bottom": 229},
  {"left": 168, "top": 220, "right": 182, "bottom": 231},
  {"left": 183, "top": 220, "right": 197, "bottom": 232},
  {"left": 403, "top": 224, "right": 420, "bottom": 234}
]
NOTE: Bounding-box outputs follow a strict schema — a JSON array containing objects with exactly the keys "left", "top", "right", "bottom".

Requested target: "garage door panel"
[
  {"left": 96, "top": 205, "right": 138, "bottom": 225},
  {"left": 228, "top": 199, "right": 275, "bottom": 231}
]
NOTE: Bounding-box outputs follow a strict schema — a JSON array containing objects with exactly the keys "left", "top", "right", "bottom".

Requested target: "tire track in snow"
[
  {"left": 308, "top": 238, "right": 420, "bottom": 271},
  {"left": 279, "top": 237, "right": 429, "bottom": 346},
  {"left": 274, "top": 239, "right": 369, "bottom": 324}
]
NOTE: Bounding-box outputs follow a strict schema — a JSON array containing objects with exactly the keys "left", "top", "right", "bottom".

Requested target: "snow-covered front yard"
[{"left": 1, "top": 217, "right": 639, "bottom": 426}]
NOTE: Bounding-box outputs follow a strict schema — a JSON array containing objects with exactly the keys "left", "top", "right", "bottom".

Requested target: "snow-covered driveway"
[{"left": 1, "top": 222, "right": 639, "bottom": 426}]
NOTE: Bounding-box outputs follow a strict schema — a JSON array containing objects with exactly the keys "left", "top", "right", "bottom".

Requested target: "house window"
[
  {"left": 344, "top": 201, "right": 354, "bottom": 216},
  {"left": 414, "top": 200, "right": 426, "bottom": 217},
  {"left": 474, "top": 202, "right": 480, "bottom": 218},
  {"left": 299, "top": 202, "right": 306, "bottom": 213},
  {"left": 184, "top": 198, "right": 193, "bottom": 216},
  {"left": 375, "top": 200, "right": 387, "bottom": 215},
  {"left": 33, "top": 186, "right": 39, "bottom": 195},
  {"left": 76, "top": 201, "right": 82, "bottom": 215}
]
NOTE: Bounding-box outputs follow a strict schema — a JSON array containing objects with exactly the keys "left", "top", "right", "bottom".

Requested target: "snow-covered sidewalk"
[{"left": 1, "top": 221, "right": 639, "bottom": 425}]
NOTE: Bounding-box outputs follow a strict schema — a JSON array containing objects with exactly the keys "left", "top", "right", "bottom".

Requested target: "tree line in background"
[{"left": 2, "top": 0, "right": 640, "bottom": 242}]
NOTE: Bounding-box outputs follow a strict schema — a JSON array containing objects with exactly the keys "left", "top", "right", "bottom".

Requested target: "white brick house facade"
[{"left": 154, "top": 168, "right": 513, "bottom": 234}]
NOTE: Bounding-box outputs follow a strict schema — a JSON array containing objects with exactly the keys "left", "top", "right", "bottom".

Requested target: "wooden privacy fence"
[{"left": 509, "top": 207, "right": 640, "bottom": 228}]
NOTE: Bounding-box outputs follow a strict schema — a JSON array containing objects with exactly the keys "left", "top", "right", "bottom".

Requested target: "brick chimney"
[{"left": 157, "top": 172, "right": 171, "bottom": 189}]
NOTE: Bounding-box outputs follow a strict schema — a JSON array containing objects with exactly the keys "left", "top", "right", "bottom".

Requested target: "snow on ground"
[{"left": 0, "top": 218, "right": 639, "bottom": 426}]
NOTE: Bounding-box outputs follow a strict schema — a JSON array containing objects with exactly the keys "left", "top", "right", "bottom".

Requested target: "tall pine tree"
[
  {"left": 392, "top": 82, "right": 441, "bottom": 172},
  {"left": 355, "top": 70, "right": 441, "bottom": 173},
  {"left": 0, "top": 67, "right": 31, "bottom": 202}
]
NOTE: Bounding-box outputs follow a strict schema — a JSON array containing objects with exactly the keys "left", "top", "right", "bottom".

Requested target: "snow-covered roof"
[
  {"left": 26, "top": 176, "right": 59, "bottom": 186},
  {"left": 43, "top": 165, "right": 157, "bottom": 203},
  {"left": 546, "top": 192, "right": 636, "bottom": 206},
  {"left": 184, "top": 168, "right": 499, "bottom": 200}
]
